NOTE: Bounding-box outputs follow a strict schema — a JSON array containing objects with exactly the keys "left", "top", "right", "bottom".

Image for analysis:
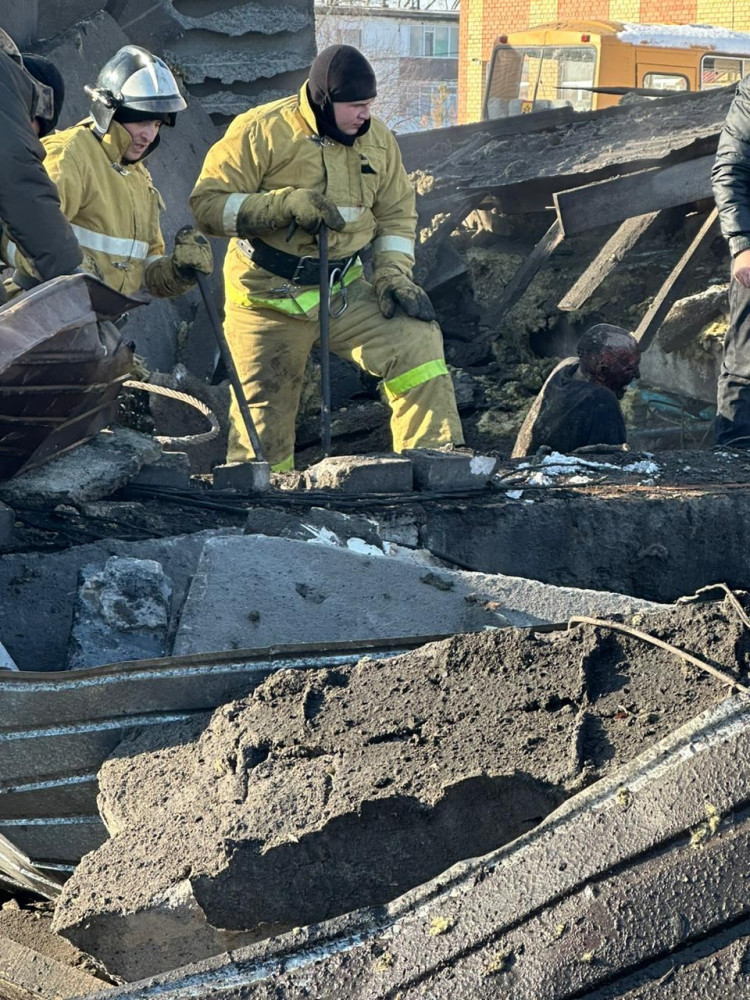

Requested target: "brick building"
[{"left": 460, "top": 0, "right": 750, "bottom": 121}]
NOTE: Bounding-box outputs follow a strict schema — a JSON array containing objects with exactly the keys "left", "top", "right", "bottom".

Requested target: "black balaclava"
[
  {"left": 21, "top": 53, "right": 65, "bottom": 136},
  {"left": 307, "top": 44, "right": 377, "bottom": 146},
  {"left": 112, "top": 105, "right": 170, "bottom": 159}
]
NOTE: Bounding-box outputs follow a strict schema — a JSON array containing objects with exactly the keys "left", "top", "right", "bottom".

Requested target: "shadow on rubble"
[{"left": 190, "top": 772, "right": 564, "bottom": 933}]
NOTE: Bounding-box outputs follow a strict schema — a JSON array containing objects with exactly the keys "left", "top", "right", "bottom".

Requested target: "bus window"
[
  {"left": 701, "top": 55, "right": 748, "bottom": 89},
  {"left": 485, "top": 44, "right": 595, "bottom": 118},
  {"left": 642, "top": 72, "right": 688, "bottom": 91}
]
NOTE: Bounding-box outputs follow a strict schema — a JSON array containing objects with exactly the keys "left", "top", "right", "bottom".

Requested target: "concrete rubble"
[
  {"left": 49, "top": 598, "right": 748, "bottom": 981},
  {"left": 0, "top": 6, "right": 749, "bottom": 998},
  {"left": 67, "top": 556, "right": 173, "bottom": 670}
]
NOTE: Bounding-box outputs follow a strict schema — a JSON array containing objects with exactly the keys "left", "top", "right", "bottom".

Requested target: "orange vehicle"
[{"left": 482, "top": 19, "right": 750, "bottom": 119}]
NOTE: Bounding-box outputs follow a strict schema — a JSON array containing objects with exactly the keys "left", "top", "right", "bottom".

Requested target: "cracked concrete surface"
[{"left": 52, "top": 599, "right": 746, "bottom": 980}]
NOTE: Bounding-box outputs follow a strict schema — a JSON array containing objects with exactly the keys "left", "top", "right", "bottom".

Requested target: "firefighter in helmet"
[{"left": 10, "top": 44, "right": 212, "bottom": 298}]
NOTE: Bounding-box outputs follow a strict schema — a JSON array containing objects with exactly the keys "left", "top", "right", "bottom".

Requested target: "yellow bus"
[{"left": 482, "top": 20, "right": 750, "bottom": 119}]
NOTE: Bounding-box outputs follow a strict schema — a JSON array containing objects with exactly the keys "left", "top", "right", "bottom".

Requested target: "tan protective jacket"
[
  {"left": 189, "top": 84, "right": 417, "bottom": 313},
  {"left": 11, "top": 120, "right": 167, "bottom": 296}
]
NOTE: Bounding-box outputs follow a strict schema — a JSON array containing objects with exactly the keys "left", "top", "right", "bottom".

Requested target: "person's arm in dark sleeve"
[
  {"left": 712, "top": 75, "right": 750, "bottom": 260},
  {"left": 582, "top": 393, "right": 627, "bottom": 447},
  {"left": 0, "top": 53, "right": 82, "bottom": 280}
]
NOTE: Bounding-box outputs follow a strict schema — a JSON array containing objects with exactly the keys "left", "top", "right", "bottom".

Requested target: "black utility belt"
[{"left": 238, "top": 238, "right": 359, "bottom": 286}]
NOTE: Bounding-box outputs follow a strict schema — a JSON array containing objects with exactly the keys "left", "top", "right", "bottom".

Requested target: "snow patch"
[{"left": 618, "top": 22, "right": 750, "bottom": 55}]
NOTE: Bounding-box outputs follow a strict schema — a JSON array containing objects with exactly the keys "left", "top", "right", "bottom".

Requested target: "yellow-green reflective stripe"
[
  {"left": 384, "top": 359, "right": 449, "bottom": 399},
  {"left": 227, "top": 264, "right": 363, "bottom": 314},
  {"left": 271, "top": 455, "right": 294, "bottom": 473}
]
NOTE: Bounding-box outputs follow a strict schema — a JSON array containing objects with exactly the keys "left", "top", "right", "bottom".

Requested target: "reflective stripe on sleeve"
[
  {"left": 70, "top": 223, "right": 150, "bottom": 260},
  {"left": 223, "top": 193, "right": 249, "bottom": 236},
  {"left": 383, "top": 359, "right": 449, "bottom": 399},
  {"left": 145, "top": 255, "right": 166, "bottom": 267},
  {"left": 373, "top": 235, "right": 414, "bottom": 256}
]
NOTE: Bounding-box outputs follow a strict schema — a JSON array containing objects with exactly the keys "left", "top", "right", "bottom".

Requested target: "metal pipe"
[
  {"left": 318, "top": 225, "right": 332, "bottom": 456},
  {"left": 195, "top": 271, "right": 266, "bottom": 463}
]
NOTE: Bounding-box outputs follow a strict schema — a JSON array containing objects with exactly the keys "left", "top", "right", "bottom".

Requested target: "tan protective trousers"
[{"left": 224, "top": 276, "right": 464, "bottom": 470}]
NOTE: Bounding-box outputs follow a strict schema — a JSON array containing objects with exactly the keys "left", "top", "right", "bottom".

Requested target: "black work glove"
[
  {"left": 284, "top": 189, "right": 345, "bottom": 235},
  {"left": 372, "top": 272, "right": 436, "bottom": 322}
]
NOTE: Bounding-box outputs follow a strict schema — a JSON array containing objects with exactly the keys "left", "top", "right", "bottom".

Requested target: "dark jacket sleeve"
[
  {"left": 712, "top": 77, "right": 750, "bottom": 259},
  {"left": 0, "top": 52, "right": 82, "bottom": 280}
]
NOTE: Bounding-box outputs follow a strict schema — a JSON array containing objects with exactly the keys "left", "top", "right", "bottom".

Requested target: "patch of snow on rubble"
[
  {"left": 622, "top": 460, "right": 661, "bottom": 475},
  {"left": 618, "top": 23, "right": 750, "bottom": 54},
  {"left": 470, "top": 455, "right": 496, "bottom": 475},
  {"left": 506, "top": 489, "right": 524, "bottom": 499}
]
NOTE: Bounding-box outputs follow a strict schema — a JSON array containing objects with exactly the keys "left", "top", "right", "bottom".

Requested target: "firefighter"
[
  {"left": 0, "top": 29, "right": 82, "bottom": 295},
  {"left": 189, "top": 44, "right": 464, "bottom": 471},
  {"left": 11, "top": 45, "right": 213, "bottom": 299}
]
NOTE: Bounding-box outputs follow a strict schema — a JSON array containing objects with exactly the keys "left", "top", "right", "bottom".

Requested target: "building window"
[
  {"left": 337, "top": 26, "right": 362, "bottom": 49},
  {"left": 408, "top": 24, "right": 458, "bottom": 59}
]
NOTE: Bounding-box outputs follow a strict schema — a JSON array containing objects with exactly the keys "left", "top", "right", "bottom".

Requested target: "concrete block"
[
  {"left": 171, "top": 534, "right": 664, "bottom": 656},
  {"left": 213, "top": 461, "right": 271, "bottom": 492},
  {"left": 67, "top": 557, "right": 173, "bottom": 670},
  {"left": 0, "top": 428, "right": 162, "bottom": 507},
  {"left": 0, "top": 502, "right": 14, "bottom": 549},
  {"left": 53, "top": 601, "right": 733, "bottom": 982},
  {"left": 405, "top": 448, "right": 498, "bottom": 491},
  {"left": 131, "top": 451, "right": 191, "bottom": 490},
  {"left": 244, "top": 506, "right": 387, "bottom": 549},
  {"left": 304, "top": 455, "right": 413, "bottom": 494},
  {"left": 0, "top": 528, "right": 240, "bottom": 671}
]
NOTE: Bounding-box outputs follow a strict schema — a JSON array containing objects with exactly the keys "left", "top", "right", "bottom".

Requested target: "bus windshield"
[{"left": 485, "top": 45, "right": 597, "bottom": 118}]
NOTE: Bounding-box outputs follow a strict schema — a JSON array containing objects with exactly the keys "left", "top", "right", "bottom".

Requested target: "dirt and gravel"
[{"left": 52, "top": 596, "right": 748, "bottom": 979}]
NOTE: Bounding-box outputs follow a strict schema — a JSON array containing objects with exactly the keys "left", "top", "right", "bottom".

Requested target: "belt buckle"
[{"left": 292, "top": 254, "right": 314, "bottom": 286}]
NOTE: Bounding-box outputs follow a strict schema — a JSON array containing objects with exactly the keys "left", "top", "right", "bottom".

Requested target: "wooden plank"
[
  {"left": 558, "top": 211, "right": 662, "bottom": 311},
  {"left": 636, "top": 207, "right": 721, "bottom": 352},
  {"left": 554, "top": 155, "right": 714, "bottom": 236},
  {"left": 487, "top": 219, "right": 564, "bottom": 329}
]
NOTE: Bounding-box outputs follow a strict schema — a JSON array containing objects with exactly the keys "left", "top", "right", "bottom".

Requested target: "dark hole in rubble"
[{"left": 190, "top": 773, "right": 562, "bottom": 931}]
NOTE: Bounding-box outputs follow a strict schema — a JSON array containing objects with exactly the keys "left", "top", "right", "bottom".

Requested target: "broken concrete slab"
[
  {"left": 78, "top": 676, "right": 750, "bottom": 998},
  {"left": 51, "top": 600, "right": 743, "bottom": 980},
  {"left": 304, "top": 455, "right": 413, "bottom": 493},
  {"left": 131, "top": 451, "right": 191, "bottom": 490},
  {"left": 0, "top": 428, "right": 161, "bottom": 508},
  {"left": 0, "top": 528, "right": 240, "bottom": 671},
  {"left": 405, "top": 448, "right": 498, "bottom": 491},
  {"left": 212, "top": 461, "right": 271, "bottom": 493},
  {"left": 36, "top": 0, "right": 101, "bottom": 38},
  {"left": 111, "top": 0, "right": 315, "bottom": 123},
  {"left": 67, "top": 557, "right": 173, "bottom": 670},
  {"left": 172, "top": 534, "right": 664, "bottom": 656}
]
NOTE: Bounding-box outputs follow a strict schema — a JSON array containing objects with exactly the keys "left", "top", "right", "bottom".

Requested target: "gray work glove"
[
  {"left": 372, "top": 272, "right": 436, "bottom": 322},
  {"left": 284, "top": 189, "right": 345, "bottom": 235}
]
